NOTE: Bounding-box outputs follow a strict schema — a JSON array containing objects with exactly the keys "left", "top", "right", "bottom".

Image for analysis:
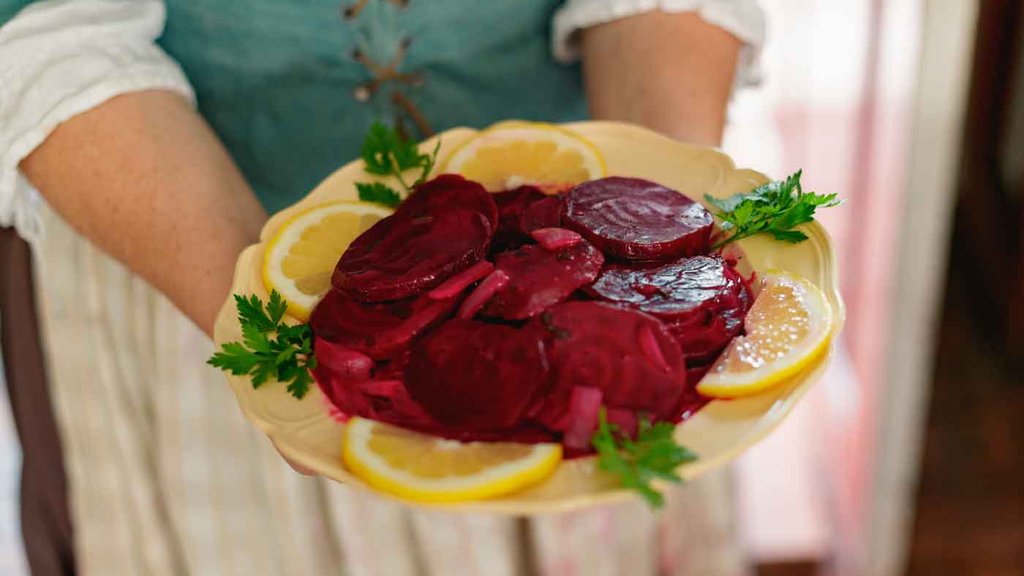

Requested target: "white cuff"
[
  {"left": 0, "top": 0, "right": 194, "bottom": 243},
  {"left": 552, "top": 0, "right": 766, "bottom": 89}
]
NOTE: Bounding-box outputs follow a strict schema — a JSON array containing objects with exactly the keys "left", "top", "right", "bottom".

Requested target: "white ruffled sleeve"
[
  {"left": 0, "top": 0, "right": 194, "bottom": 242},
  {"left": 552, "top": 0, "right": 766, "bottom": 89}
]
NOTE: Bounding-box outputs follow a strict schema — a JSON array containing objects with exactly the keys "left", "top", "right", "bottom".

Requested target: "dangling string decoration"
[{"left": 341, "top": 0, "right": 433, "bottom": 138}]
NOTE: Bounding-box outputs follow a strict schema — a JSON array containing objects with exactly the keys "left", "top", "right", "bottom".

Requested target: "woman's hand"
[
  {"left": 20, "top": 90, "right": 267, "bottom": 337},
  {"left": 581, "top": 10, "right": 742, "bottom": 147}
]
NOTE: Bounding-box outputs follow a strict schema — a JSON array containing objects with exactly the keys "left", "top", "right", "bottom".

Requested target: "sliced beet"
[
  {"left": 312, "top": 349, "right": 557, "bottom": 443},
  {"left": 519, "top": 195, "right": 564, "bottom": 235},
  {"left": 404, "top": 319, "right": 549, "bottom": 432},
  {"left": 562, "top": 177, "right": 713, "bottom": 261},
  {"left": 587, "top": 255, "right": 746, "bottom": 319},
  {"left": 481, "top": 241, "right": 604, "bottom": 320},
  {"left": 333, "top": 175, "right": 497, "bottom": 301},
  {"left": 310, "top": 288, "right": 459, "bottom": 360},
  {"left": 314, "top": 370, "right": 441, "bottom": 431},
  {"left": 492, "top": 185, "right": 546, "bottom": 250},
  {"left": 401, "top": 174, "right": 498, "bottom": 232},
  {"left": 586, "top": 255, "right": 751, "bottom": 361},
  {"left": 528, "top": 302, "right": 688, "bottom": 430},
  {"left": 333, "top": 207, "right": 491, "bottom": 301}
]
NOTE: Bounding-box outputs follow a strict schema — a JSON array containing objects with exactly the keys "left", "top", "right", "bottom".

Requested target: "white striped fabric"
[{"left": 32, "top": 205, "right": 746, "bottom": 576}]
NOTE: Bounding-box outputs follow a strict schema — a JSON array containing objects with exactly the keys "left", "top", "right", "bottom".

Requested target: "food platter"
[{"left": 213, "top": 121, "right": 845, "bottom": 513}]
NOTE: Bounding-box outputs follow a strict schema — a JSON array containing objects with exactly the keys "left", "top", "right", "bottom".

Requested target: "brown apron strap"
[{"left": 0, "top": 228, "right": 76, "bottom": 576}]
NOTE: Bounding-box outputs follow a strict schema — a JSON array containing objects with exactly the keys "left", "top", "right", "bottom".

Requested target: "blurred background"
[
  {"left": 725, "top": 0, "right": 1021, "bottom": 574},
  {"left": 0, "top": 0, "right": 1020, "bottom": 574}
]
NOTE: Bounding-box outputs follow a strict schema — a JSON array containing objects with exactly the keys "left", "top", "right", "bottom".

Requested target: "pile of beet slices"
[{"left": 311, "top": 174, "right": 752, "bottom": 453}]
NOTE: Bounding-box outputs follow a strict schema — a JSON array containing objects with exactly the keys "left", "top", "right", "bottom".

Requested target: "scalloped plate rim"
[{"left": 213, "top": 120, "right": 845, "bottom": 514}]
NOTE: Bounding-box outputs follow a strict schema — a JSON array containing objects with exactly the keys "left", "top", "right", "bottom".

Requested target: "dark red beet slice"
[
  {"left": 562, "top": 177, "right": 713, "bottom": 261},
  {"left": 333, "top": 175, "right": 497, "bottom": 301},
  {"left": 587, "top": 255, "right": 746, "bottom": 318},
  {"left": 481, "top": 241, "right": 604, "bottom": 320},
  {"left": 519, "top": 195, "right": 564, "bottom": 235},
  {"left": 333, "top": 207, "right": 492, "bottom": 301},
  {"left": 400, "top": 174, "right": 498, "bottom": 232},
  {"left": 528, "top": 302, "right": 688, "bottom": 430},
  {"left": 492, "top": 185, "right": 546, "bottom": 250},
  {"left": 586, "top": 255, "right": 751, "bottom": 362},
  {"left": 605, "top": 408, "right": 640, "bottom": 439},
  {"left": 404, "top": 319, "right": 549, "bottom": 432},
  {"left": 313, "top": 352, "right": 558, "bottom": 443},
  {"left": 310, "top": 288, "right": 459, "bottom": 360}
]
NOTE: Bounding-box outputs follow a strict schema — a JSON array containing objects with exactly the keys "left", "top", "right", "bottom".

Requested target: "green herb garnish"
[
  {"left": 592, "top": 409, "right": 697, "bottom": 507},
  {"left": 354, "top": 182, "right": 402, "bottom": 208},
  {"left": 704, "top": 170, "right": 840, "bottom": 248},
  {"left": 357, "top": 121, "right": 439, "bottom": 207},
  {"left": 207, "top": 291, "right": 316, "bottom": 399}
]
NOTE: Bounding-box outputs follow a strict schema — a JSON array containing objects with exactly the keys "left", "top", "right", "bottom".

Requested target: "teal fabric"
[
  {"left": 0, "top": 1, "right": 27, "bottom": 23},
  {"left": 159, "top": 0, "right": 588, "bottom": 214}
]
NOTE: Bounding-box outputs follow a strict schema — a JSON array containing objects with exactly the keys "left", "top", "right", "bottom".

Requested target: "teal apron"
[
  {"left": 159, "top": 0, "right": 588, "bottom": 215},
  {"left": 0, "top": 3, "right": 586, "bottom": 573}
]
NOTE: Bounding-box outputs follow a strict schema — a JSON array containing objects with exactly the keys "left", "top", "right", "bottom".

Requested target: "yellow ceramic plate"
[{"left": 213, "top": 121, "right": 845, "bottom": 513}]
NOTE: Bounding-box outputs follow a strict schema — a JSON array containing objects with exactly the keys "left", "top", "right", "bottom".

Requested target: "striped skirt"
[{"left": 32, "top": 206, "right": 746, "bottom": 576}]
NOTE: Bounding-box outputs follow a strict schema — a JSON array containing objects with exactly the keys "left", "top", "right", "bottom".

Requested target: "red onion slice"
[
  {"left": 427, "top": 260, "right": 495, "bottom": 300},
  {"left": 456, "top": 270, "right": 510, "bottom": 319},
  {"left": 563, "top": 386, "right": 604, "bottom": 451},
  {"left": 530, "top": 227, "right": 582, "bottom": 251}
]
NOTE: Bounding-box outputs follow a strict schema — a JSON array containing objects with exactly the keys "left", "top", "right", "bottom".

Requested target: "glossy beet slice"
[
  {"left": 528, "top": 302, "right": 688, "bottom": 430},
  {"left": 333, "top": 208, "right": 492, "bottom": 301},
  {"left": 491, "top": 185, "right": 546, "bottom": 251},
  {"left": 519, "top": 195, "right": 564, "bottom": 235},
  {"left": 401, "top": 174, "right": 498, "bottom": 232},
  {"left": 587, "top": 255, "right": 747, "bottom": 320},
  {"left": 562, "top": 177, "right": 713, "bottom": 261},
  {"left": 310, "top": 288, "right": 459, "bottom": 360},
  {"left": 333, "top": 175, "right": 497, "bottom": 301},
  {"left": 404, "top": 319, "right": 549, "bottom": 432},
  {"left": 587, "top": 255, "right": 752, "bottom": 361},
  {"left": 481, "top": 240, "right": 605, "bottom": 320}
]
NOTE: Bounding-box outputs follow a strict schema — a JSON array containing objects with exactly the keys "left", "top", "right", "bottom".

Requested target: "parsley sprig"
[
  {"left": 592, "top": 409, "right": 697, "bottom": 507},
  {"left": 356, "top": 121, "right": 440, "bottom": 208},
  {"left": 705, "top": 170, "right": 840, "bottom": 248},
  {"left": 207, "top": 291, "right": 317, "bottom": 399}
]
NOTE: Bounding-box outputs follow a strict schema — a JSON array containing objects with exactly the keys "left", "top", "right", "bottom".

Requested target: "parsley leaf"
[
  {"left": 208, "top": 290, "right": 316, "bottom": 399},
  {"left": 592, "top": 409, "right": 697, "bottom": 508},
  {"left": 356, "top": 182, "right": 402, "bottom": 208},
  {"left": 356, "top": 121, "right": 440, "bottom": 207},
  {"left": 705, "top": 170, "right": 840, "bottom": 248},
  {"left": 360, "top": 122, "right": 403, "bottom": 175}
]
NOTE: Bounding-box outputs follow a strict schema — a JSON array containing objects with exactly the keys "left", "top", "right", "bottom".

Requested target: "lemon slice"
[
  {"left": 696, "top": 271, "right": 835, "bottom": 398},
  {"left": 441, "top": 121, "right": 606, "bottom": 191},
  {"left": 343, "top": 417, "right": 562, "bottom": 503},
  {"left": 263, "top": 202, "right": 392, "bottom": 321}
]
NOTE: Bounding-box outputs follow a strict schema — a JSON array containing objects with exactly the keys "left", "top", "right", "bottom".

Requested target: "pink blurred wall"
[{"left": 724, "top": 0, "right": 924, "bottom": 569}]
